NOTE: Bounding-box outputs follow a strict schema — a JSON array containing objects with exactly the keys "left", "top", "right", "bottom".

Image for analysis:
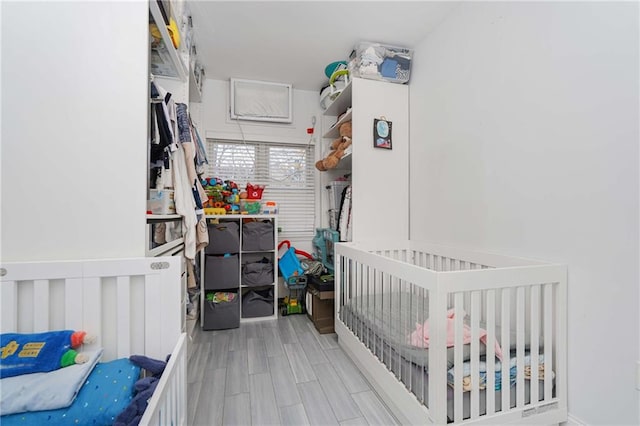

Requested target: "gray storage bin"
[
  {"left": 242, "top": 288, "right": 274, "bottom": 318},
  {"left": 205, "top": 254, "right": 239, "bottom": 290},
  {"left": 203, "top": 292, "right": 240, "bottom": 330},
  {"left": 242, "top": 221, "right": 274, "bottom": 251},
  {"left": 206, "top": 221, "right": 240, "bottom": 254},
  {"left": 242, "top": 261, "right": 274, "bottom": 287}
]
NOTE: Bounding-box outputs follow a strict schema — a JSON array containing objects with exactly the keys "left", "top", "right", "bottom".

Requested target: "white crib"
[
  {"left": 0, "top": 256, "right": 187, "bottom": 426},
  {"left": 334, "top": 241, "right": 567, "bottom": 425}
]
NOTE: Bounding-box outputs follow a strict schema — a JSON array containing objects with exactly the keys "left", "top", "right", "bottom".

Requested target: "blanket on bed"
[
  {"left": 409, "top": 308, "right": 504, "bottom": 360},
  {"left": 1, "top": 358, "right": 140, "bottom": 426},
  {"left": 1, "top": 349, "right": 103, "bottom": 415},
  {"left": 342, "top": 292, "right": 512, "bottom": 368},
  {"left": 447, "top": 353, "right": 552, "bottom": 392}
]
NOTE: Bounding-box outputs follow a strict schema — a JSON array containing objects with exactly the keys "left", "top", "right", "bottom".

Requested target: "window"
[{"left": 206, "top": 139, "right": 315, "bottom": 239}]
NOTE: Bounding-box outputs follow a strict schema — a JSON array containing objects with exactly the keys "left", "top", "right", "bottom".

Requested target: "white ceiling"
[{"left": 189, "top": 1, "right": 460, "bottom": 92}]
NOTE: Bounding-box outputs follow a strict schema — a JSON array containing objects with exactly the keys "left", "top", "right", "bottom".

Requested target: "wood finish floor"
[{"left": 187, "top": 314, "right": 399, "bottom": 426}]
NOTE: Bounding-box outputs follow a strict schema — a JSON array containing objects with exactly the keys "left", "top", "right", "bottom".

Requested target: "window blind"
[{"left": 206, "top": 139, "right": 316, "bottom": 239}]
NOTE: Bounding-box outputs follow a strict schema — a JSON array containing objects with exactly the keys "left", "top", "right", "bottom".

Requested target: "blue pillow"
[{"left": 1, "top": 358, "right": 140, "bottom": 425}]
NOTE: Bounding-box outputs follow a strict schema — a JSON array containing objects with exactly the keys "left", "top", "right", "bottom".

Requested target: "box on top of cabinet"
[{"left": 349, "top": 42, "right": 413, "bottom": 84}]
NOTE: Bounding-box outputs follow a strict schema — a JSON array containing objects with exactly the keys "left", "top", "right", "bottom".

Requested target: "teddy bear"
[
  {"left": 315, "top": 120, "right": 352, "bottom": 171},
  {"left": 0, "top": 330, "right": 96, "bottom": 378}
]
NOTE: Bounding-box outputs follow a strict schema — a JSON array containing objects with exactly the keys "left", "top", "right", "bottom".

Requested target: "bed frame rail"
[{"left": 1, "top": 257, "right": 182, "bottom": 362}]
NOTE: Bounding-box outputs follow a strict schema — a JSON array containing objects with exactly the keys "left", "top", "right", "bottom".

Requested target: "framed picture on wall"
[{"left": 373, "top": 117, "right": 392, "bottom": 149}]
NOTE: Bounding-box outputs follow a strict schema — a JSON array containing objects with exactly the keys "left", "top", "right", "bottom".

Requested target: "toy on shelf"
[
  {"left": 316, "top": 120, "right": 352, "bottom": 171},
  {"left": 246, "top": 183, "right": 265, "bottom": 200}
]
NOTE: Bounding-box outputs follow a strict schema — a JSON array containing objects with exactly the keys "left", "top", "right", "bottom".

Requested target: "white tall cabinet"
[
  {"left": 2, "top": 1, "right": 148, "bottom": 262},
  {"left": 320, "top": 77, "right": 409, "bottom": 242}
]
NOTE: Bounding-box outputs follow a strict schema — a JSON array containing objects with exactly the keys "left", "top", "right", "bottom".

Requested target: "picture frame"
[{"left": 373, "top": 117, "right": 392, "bottom": 149}]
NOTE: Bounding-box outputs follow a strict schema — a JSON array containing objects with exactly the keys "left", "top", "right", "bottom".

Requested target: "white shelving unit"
[
  {"left": 149, "top": 0, "right": 188, "bottom": 81},
  {"left": 200, "top": 215, "right": 279, "bottom": 330},
  {"left": 319, "top": 78, "right": 409, "bottom": 241}
]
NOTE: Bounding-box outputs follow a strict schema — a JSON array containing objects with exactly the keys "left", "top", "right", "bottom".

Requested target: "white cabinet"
[
  {"left": 200, "top": 215, "right": 279, "bottom": 330},
  {"left": 320, "top": 77, "right": 409, "bottom": 242}
]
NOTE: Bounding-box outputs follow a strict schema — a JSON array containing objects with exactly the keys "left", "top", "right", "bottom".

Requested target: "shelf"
[
  {"left": 337, "top": 148, "right": 352, "bottom": 169},
  {"left": 149, "top": 1, "right": 188, "bottom": 81},
  {"left": 324, "top": 80, "right": 352, "bottom": 117},
  {"left": 323, "top": 108, "right": 352, "bottom": 139},
  {"left": 189, "top": 64, "right": 202, "bottom": 102},
  {"left": 146, "top": 238, "right": 184, "bottom": 257},
  {"left": 147, "top": 213, "right": 182, "bottom": 221}
]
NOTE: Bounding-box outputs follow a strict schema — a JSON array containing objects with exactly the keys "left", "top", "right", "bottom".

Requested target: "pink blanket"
[{"left": 409, "top": 309, "right": 503, "bottom": 360}]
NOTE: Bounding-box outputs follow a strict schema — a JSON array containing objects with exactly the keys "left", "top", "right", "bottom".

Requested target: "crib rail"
[
  {"left": 140, "top": 332, "right": 188, "bottom": 426},
  {"left": 335, "top": 242, "right": 567, "bottom": 425},
  {"left": 0, "top": 257, "right": 182, "bottom": 361}
]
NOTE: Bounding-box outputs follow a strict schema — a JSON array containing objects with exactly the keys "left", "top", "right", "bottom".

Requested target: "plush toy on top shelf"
[
  {"left": 315, "top": 121, "right": 352, "bottom": 171},
  {"left": 0, "top": 330, "right": 96, "bottom": 378}
]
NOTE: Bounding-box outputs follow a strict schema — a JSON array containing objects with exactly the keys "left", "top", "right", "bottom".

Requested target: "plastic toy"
[
  {"left": 204, "top": 207, "right": 226, "bottom": 215},
  {"left": 0, "top": 330, "right": 96, "bottom": 378},
  {"left": 246, "top": 183, "right": 265, "bottom": 200}
]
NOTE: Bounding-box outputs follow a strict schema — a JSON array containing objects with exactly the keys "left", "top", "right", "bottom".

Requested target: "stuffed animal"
[
  {"left": 0, "top": 330, "right": 96, "bottom": 378},
  {"left": 315, "top": 120, "right": 353, "bottom": 171}
]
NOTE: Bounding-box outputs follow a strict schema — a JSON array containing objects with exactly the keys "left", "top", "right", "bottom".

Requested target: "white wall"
[
  {"left": 409, "top": 2, "right": 639, "bottom": 424},
  {"left": 1, "top": 1, "right": 148, "bottom": 261},
  {"left": 193, "top": 78, "right": 321, "bottom": 252}
]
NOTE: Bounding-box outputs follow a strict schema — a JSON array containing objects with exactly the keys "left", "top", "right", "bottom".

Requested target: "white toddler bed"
[
  {"left": 334, "top": 241, "right": 567, "bottom": 425},
  {"left": 1, "top": 256, "right": 187, "bottom": 425}
]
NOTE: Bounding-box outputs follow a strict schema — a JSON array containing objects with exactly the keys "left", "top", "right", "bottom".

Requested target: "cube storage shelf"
[{"left": 200, "top": 214, "right": 278, "bottom": 330}]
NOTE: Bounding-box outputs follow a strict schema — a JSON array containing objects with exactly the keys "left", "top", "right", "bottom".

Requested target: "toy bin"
[
  {"left": 240, "top": 199, "right": 262, "bottom": 215},
  {"left": 349, "top": 41, "right": 413, "bottom": 84},
  {"left": 242, "top": 287, "right": 274, "bottom": 318},
  {"left": 147, "top": 189, "right": 176, "bottom": 214},
  {"left": 206, "top": 221, "right": 240, "bottom": 254},
  {"left": 241, "top": 260, "right": 274, "bottom": 287},
  {"left": 203, "top": 291, "right": 240, "bottom": 330},
  {"left": 204, "top": 254, "right": 239, "bottom": 290},
  {"left": 242, "top": 220, "right": 274, "bottom": 251}
]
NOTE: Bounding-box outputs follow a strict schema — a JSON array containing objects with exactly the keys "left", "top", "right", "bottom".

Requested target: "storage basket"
[
  {"left": 242, "top": 287, "right": 274, "bottom": 318},
  {"left": 242, "top": 220, "right": 274, "bottom": 251},
  {"left": 241, "top": 261, "right": 274, "bottom": 287},
  {"left": 204, "top": 254, "right": 239, "bottom": 290},
  {"left": 203, "top": 291, "right": 240, "bottom": 330},
  {"left": 206, "top": 221, "right": 240, "bottom": 254}
]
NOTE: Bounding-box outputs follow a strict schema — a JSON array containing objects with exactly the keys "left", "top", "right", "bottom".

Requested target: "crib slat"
[
  {"left": 453, "top": 293, "right": 464, "bottom": 423},
  {"left": 544, "top": 283, "right": 554, "bottom": 400},
  {"left": 516, "top": 287, "right": 526, "bottom": 408},
  {"left": 501, "top": 288, "right": 511, "bottom": 412},
  {"left": 64, "top": 278, "right": 84, "bottom": 329},
  {"left": 1, "top": 281, "right": 18, "bottom": 332},
  {"left": 145, "top": 273, "right": 163, "bottom": 358},
  {"left": 470, "top": 291, "right": 480, "bottom": 419},
  {"left": 83, "top": 277, "right": 102, "bottom": 349},
  {"left": 116, "top": 276, "right": 131, "bottom": 358},
  {"left": 530, "top": 284, "right": 541, "bottom": 404},
  {"left": 485, "top": 289, "right": 496, "bottom": 416},
  {"left": 33, "top": 279, "right": 50, "bottom": 332}
]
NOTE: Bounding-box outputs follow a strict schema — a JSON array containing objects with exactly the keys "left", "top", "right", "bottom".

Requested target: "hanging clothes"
[{"left": 339, "top": 185, "right": 352, "bottom": 242}]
